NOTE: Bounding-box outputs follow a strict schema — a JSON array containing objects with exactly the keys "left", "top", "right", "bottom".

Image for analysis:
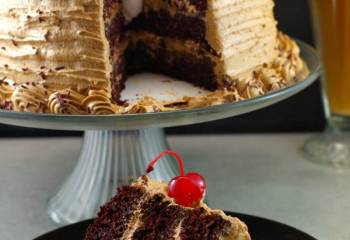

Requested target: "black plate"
[{"left": 34, "top": 212, "right": 317, "bottom": 240}]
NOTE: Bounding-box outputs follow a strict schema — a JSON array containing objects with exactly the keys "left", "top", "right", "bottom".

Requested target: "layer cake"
[{"left": 0, "top": 0, "right": 306, "bottom": 114}]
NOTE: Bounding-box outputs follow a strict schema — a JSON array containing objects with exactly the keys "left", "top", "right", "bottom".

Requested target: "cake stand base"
[
  {"left": 48, "top": 128, "right": 177, "bottom": 225},
  {"left": 303, "top": 126, "right": 350, "bottom": 169}
]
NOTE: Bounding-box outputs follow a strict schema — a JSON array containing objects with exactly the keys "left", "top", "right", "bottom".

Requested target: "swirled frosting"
[
  {"left": 11, "top": 83, "right": 48, "bottom": 113},
  {"left": 83, "top": 90, "right": 119, "bottom": 114},
  {"left": 48, "top": 90, "right": 86, "bottom": 114},
  {"left": 0, "top": 79, "right": 13, "bottom": 101}
]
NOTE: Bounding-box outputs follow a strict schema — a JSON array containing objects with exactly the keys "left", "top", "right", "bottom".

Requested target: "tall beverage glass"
[{"left": 304, "top": 0, "right": 350, "bottom": 167}]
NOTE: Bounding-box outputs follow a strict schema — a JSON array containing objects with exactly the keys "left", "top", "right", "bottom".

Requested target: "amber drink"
[
  {"left": 311, "top": 0, "right": 350, "bottom": 123},
  {"left": 304, "top": 0, "right": 350, "bottom": 168}
]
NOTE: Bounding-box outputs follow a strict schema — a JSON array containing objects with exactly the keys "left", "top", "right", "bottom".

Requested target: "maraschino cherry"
[{"left": 146, "top": 150, "right": 206, "bottom": 207}]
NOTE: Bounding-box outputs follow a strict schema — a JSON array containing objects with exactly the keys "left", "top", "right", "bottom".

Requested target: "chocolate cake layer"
[
  {"left": 103, "top": 0, "right": 127, "bottom": 102},
  {"left": 166, "top": 0, "right": 208, "bottom": 13},
  {"left": 131, "top": 10, "right": 207, "bottom": 43},
  {"left": 131, "top": 193, "right": 234, "bottom": 240},
  {"left": 132, "top": 194, "right": 187, "bottom": 239},
  {"left": 126, "top": 39, "right": 218, "bottom": 91},
  {"left": 180, "top": 208, "right": 233, "bottom": 239},
  {"left": 85, "top": 186, "right": 146, "bottom": 240},
  {"left": 144, "top": 0, "right": 208, "bottom": 15}
]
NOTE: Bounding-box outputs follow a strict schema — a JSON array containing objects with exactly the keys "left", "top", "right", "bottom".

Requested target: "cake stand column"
[{"left": 48, "top": 128, "right": 177, "bottom": 225}]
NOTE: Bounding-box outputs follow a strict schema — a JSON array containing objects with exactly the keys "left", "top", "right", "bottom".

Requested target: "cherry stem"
[{"left": 146, "top": 150, "right": 185, "bottom": 176}]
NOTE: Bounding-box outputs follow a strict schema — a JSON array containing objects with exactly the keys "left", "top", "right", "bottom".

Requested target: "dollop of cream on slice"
[{"left": 123, "top": 0, "right": 143, "bottom": 22}]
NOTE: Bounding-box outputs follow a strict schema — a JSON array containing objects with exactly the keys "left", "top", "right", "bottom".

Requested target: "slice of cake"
[
  {"left": 0, "top": 0, "right": 306, "bottom": 114},
  {"left": 85, "top": 150, "right": 251, "bottom": 240},
  {"left": 85, "top": 176, "right": 250, "bottom": 240}
]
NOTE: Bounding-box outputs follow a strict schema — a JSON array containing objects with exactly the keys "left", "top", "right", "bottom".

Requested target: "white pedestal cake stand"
[{"left": 0, "top": 41, "right": 320, "bottom": 225}]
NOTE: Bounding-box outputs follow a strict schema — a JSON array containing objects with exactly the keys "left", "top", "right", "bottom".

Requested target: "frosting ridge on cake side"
[{"left": 0, "top": 0, "right": 113, "bottom": 113}]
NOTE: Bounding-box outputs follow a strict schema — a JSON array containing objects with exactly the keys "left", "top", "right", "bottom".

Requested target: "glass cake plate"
[{"left": 0, "top": 40, "right": 320, "bottom": 225}]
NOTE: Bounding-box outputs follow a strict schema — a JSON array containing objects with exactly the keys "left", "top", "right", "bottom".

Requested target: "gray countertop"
[{"left": 0, "top": 134, "right": 348, "bottom": 240}]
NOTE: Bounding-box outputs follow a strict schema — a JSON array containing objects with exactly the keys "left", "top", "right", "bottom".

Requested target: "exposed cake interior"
[
  {"left": 85, "top": 176, "right": 251, "bottom": 240},
  {"left": 0, "top": 0, "right": 307, "bottom": 114},
  {"left": 127, "top": 0, "right": 279, "bottom": 88}
]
